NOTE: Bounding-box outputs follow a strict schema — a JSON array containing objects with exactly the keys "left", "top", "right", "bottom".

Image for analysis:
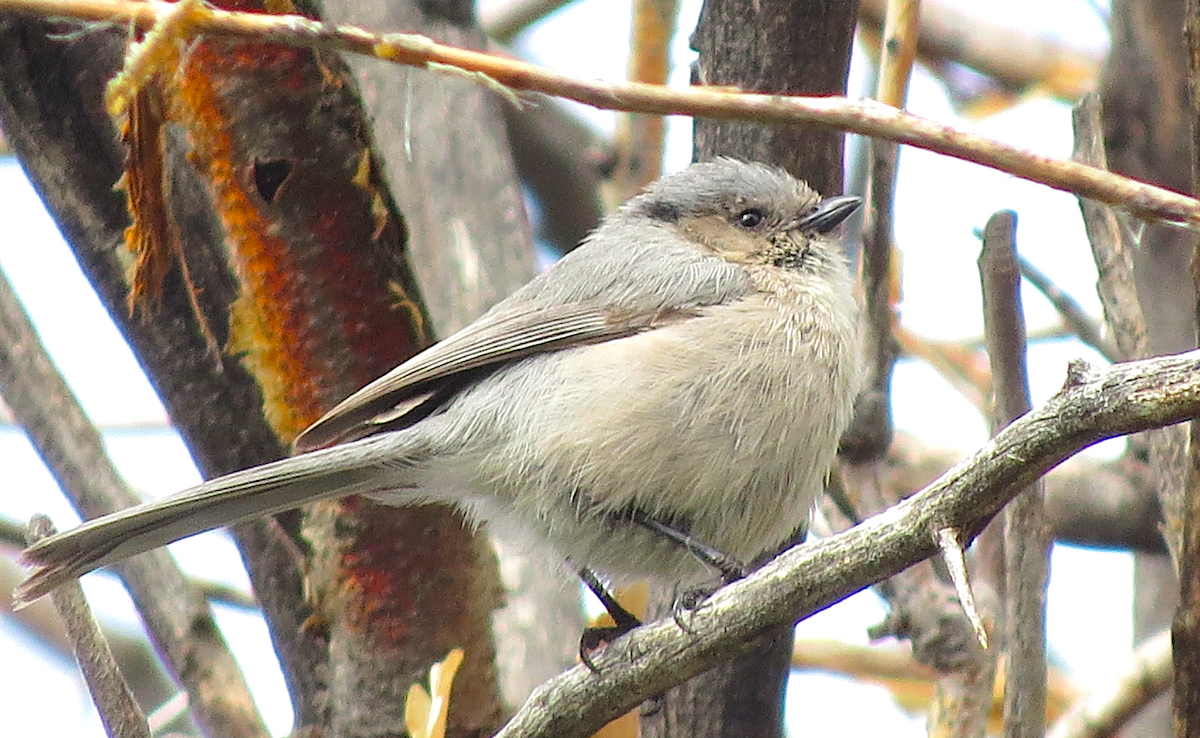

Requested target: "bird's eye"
[{"left": 736, "top": 208, "right": 765, "bottom": 229}]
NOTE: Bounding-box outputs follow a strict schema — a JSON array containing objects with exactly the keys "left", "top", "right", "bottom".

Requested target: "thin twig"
[
  {"left": 876, "top": 0, "right": 921, "bottom": 108},
  {"left": 0, "top": 554, "right": 177, "bottom": 705},
  {"left": 895, "top": 326, "right": 990, "bottom": 411},
  {"left": 2, "top": 0, "right": 1199, "bottom": 227},
  {"left": 792, "top": 638, "right": 938, "bottom": 682},
  {"left": 796, "top": 637, "right": 1082, "bottom": 727},
  {"left": 146, "top": 691, "right": 191, "bottom": 734},
  {"left": 935, "top": 528, "right": 988, "bottom": 649},
  {"left": 26, "top": 515, "right": 151, "bottom": 738},
  {"left": 979, "top": 209, "right": 1050, "bottom": 738},
  {"left": 1018, "top": 255, "right": 1118, "bottom": 362},
  {"left": 496, "top": 348, "right": 1200, "bottom": 738},
  {"left": 0, "top": 266, "right": 267, "bottom": 738}
]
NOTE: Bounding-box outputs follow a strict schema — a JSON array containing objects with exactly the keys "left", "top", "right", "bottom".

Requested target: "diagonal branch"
[
  {"left": 2, "top": 0, "right": 1199, "bottom": 227},
  {"left": 495, "top": 347, "right": 1200, "bottom": 738},
  {"left": 27, "top": 515, "right": 152, "bottom": 738},
  {"left": 1018, "top": 255, "right": 1117, "bottom": 363},
  {"left": 1070, "top": 94, "right": 1148, "bottom": 362},
  {"left": 0, "top": 265, "right": 267, "bottom": 738}
]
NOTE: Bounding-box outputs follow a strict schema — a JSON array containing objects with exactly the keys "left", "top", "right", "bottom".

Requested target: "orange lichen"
[{"left": 169, "top": 39, "right": 328, "bottom": 440}]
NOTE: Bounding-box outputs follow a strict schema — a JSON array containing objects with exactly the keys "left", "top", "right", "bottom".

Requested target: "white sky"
[{"left": 1, "top": 0, "right": 1140, "bottom": 736}]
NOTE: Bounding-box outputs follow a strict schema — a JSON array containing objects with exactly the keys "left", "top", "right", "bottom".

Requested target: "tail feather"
[{"left": 16, "top": 438, "right": 410, "bottom": 606}]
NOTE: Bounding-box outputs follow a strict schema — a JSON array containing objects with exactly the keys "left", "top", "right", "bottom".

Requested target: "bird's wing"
[
  {"left": 15, "top": 302, "right": 699, "bottom": 604},
  {"left": 293, "top": 301, "right": 696, "bottom": 451}
]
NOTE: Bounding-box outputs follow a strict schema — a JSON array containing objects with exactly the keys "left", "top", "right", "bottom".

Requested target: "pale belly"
[{"left": 410, "top": 294, "right": 858, "bottom": 584}]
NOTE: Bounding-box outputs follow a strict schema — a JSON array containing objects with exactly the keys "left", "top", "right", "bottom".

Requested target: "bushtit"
[{"left": 16, "top": 158, "right": 861, "bottom": 607}]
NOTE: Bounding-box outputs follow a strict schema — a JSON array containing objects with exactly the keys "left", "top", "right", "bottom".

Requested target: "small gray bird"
[{"left": 17, "top": 159, "right": 861, "bottom": 607}]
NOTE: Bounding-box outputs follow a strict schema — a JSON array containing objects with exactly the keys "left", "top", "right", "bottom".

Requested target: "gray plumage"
[{"left": 17, "top": 159, "right": 861, "bottom": 604}]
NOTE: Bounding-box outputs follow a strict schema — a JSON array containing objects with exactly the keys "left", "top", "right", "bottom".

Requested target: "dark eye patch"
[{"left": 643, "top": 200, "right": 681, "bottom": 223}]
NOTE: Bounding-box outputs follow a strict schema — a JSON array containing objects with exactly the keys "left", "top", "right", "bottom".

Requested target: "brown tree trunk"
[
  {"left": 1102, "top": 0, "right": 1197, "bottom": 735},
  {"left": 0, "top": 0, "right": 543, "bottom": 734}
]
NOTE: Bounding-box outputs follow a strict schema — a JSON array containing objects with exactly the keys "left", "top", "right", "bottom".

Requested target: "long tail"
[{"left": 16, "top": 435, "right": 416, "bottom": 605}]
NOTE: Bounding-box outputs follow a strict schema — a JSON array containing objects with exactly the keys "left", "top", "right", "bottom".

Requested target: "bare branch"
[
  {"left": 496, "top": 348, "right": 1200, "bottom": 738},
  {"left": 1072, "top": 86, "right": 1185, "bottom": 563},
  {"left": 979, "top": 209, "right": 1050, "bottom": 738},
  {"left": 0, "top": 266, "right": 267, "bottom": 738},
  {"left": 610, "top": 0, "right": 677, "bottom": 198},
  {"left": 875, "top": 0, "right": 921, "bottom": 108},
  {"left": 980, "top": 211, "right": 1033, "bottom": 426},
  {"left": 935, "top": 528, "right": 988, "bottom": 649},
  {"left": 843, "top": 0, "right": 917, "bottom": 461},
  {"left": 1044, "top": 463, "right": 1162, "bottom": 553},
  {"left": 1, "top": 0, "right": 1198, "bottom": 226},
  {"left": 883, "top": 432, "right": 1163, "bottom": 554},
  {"left": 1018, "top": 255, "right": 1118, "bottom": 363},
  {"left": 1070, "top": 94, "right": 1149, "bottom": 362},
  {"left": 26, "top": 515, "right": 151, "bottom": 738}
]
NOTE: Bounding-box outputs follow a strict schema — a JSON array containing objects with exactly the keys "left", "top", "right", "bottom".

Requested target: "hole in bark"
[{"left": 253, "top": 159, "right": 292, "bottom": 203}]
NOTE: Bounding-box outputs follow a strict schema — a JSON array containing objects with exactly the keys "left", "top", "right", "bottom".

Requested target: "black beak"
[{"left": 794, "top": 195, "right": 862, "bottom": 234}]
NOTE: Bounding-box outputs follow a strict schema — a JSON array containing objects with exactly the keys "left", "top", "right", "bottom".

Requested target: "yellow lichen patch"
[
  {"left": 388, "top": 280, "right": 429, "bottom": 348},
  {"left": 105, "top": 0, "right": 207, "bottom": 117}
]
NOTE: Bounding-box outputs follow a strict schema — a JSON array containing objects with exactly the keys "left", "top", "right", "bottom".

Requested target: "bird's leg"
[
  {"left": 577, "top": 567, "right": 642, "bottom": 672},
  {"left": 625, "top": 507, "right": 748, "bottom": 583},
  {"left": 576, "top": 510, "right": 748, "bottom": 669},
  {"left": 624, "top": 508, "right": 751, "bottom": 636}
]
